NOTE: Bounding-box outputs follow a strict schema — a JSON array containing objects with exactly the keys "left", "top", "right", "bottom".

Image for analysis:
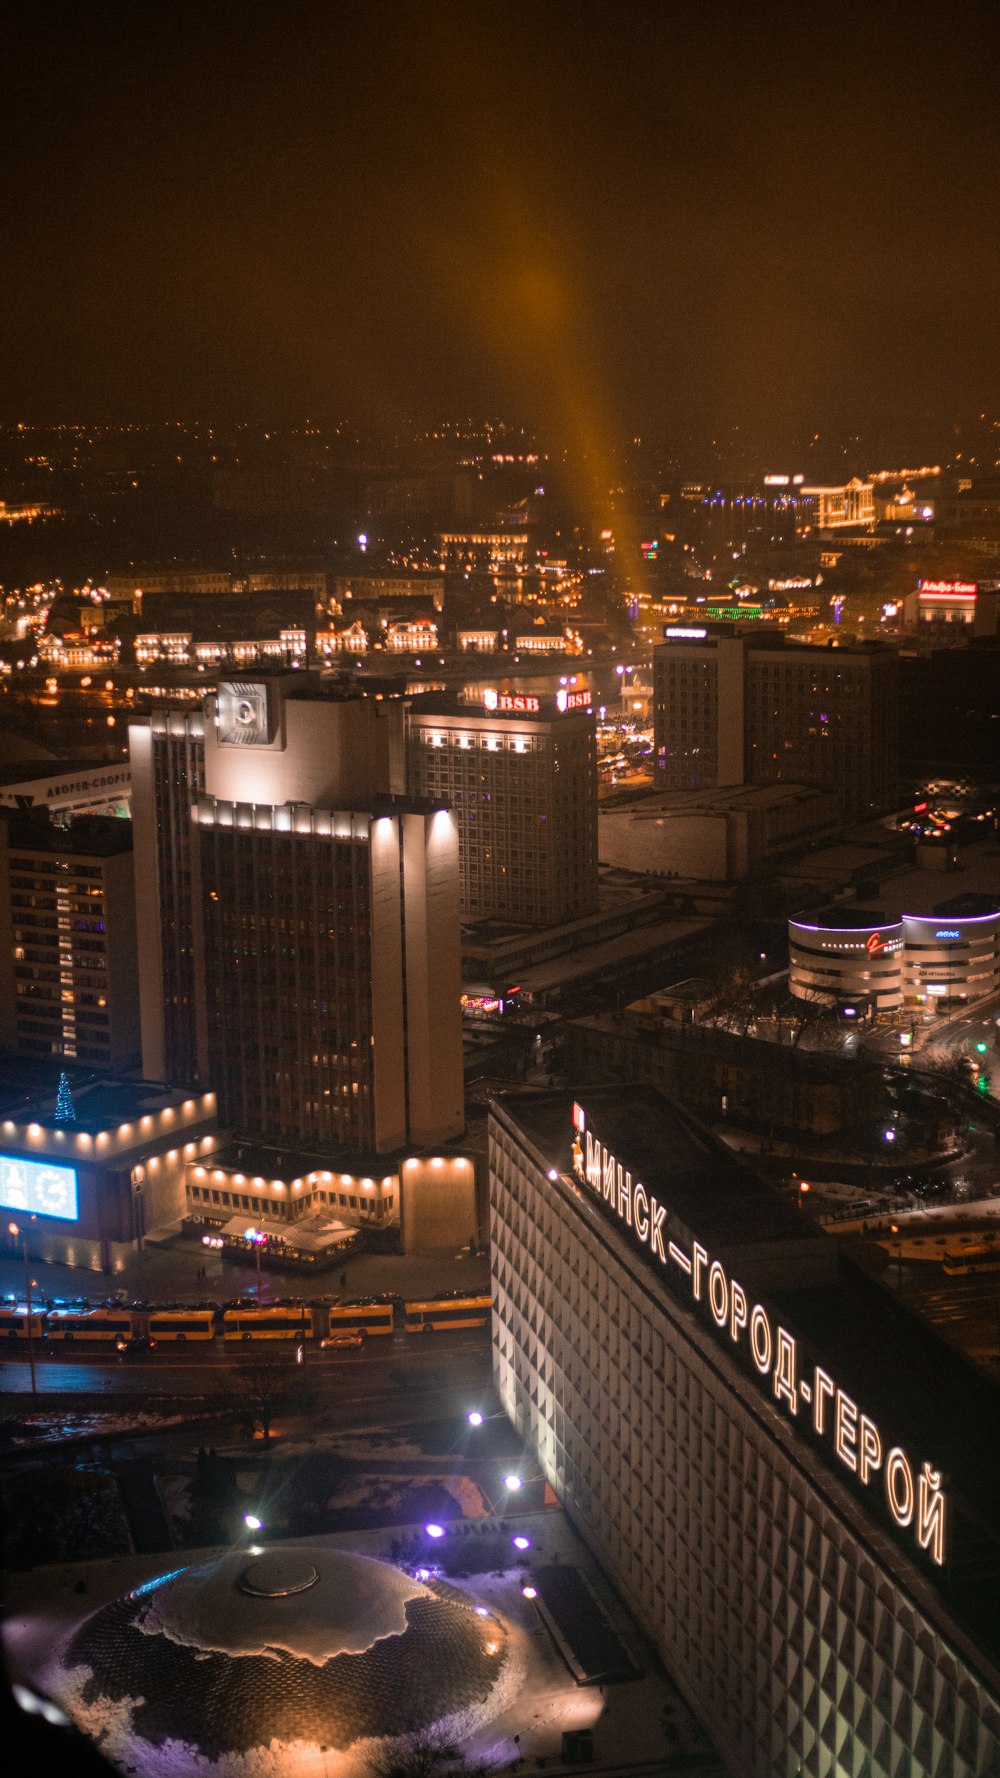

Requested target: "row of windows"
[
  {"left": 9, "top": 858, "right": 104, "bottom": 877},
  {"left": 420, "top": 732, "right": 541, "bottom": 753},
  {"left": 187, "top": 1183, "right": 392, "bottom": 1216}
]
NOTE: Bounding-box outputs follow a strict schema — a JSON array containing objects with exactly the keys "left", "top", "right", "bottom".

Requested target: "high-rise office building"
[
  {"left": 491, "top": 1087, "right": 1000, "bottom": 1778},
  {"left": 0, "top": 810, "right": 140, "bottom": 1070},
  {"left": 653, "top": 634, "right": 898, "bottom": 820},
  {"left": 130, "top": 708, "right": 206, "bottom": 1085},
  {"left": 406, "top": 691, "right": 598, "bottom": 925},
  {"left": 130, "top": 676, "right": 463, "bottom": 1151}
]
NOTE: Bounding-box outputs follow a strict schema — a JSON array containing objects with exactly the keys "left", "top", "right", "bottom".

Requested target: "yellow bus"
[
  {"left": 45, "top": 1308, "right": 141, "bottom": 1342},
  {"left": 942, "top": 1247, "right": 1000, "bottom": 1276},
  {"left": 327, "top": 1299, "right": 394, "bottom": 1338},
  {"left": 222, "top": 1305, "right": 314, "bottom": 1341},
  {"left": 0, "top": 1306, "right": 47, "bottom": 1343},
  {"left": 403, "top": 1294, "right": 492, "bottom": 1333},
  {"left": 148, "top": 1309, "right": 217, "bottom": 1342}
]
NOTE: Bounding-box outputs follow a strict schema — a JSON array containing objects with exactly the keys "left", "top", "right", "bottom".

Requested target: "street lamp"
[
  {"left": 890, "top": 1224, "right": 903, "bottom": 1287},
  {"left": 243, "top": 1512, "right": 263, "bottom": 1532},
  {"left": 465, "top": 1409, "right": 504, "bottom": 1427},
  {"left": 8, "top": 1222, "right": 37, "bottom": 1399},
  {"left": 244, "top": 1227, "right": 265, "bottom": 1296}
]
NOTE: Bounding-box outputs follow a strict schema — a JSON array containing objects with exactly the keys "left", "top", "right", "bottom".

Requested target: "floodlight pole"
[{"left": 9, "top": 1222, "right": 37, "bottom": 1399}]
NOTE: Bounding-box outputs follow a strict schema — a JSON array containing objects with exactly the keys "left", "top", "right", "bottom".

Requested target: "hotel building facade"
[
  {"left": 131, "top": 678, "right": 464, "bottom": 1152},
  {"left": 406, "top": 691, "right": 598, "bottom": 926},
  {"left": 489, "top": 1087, "right": 1000, "bottom": 1778}
]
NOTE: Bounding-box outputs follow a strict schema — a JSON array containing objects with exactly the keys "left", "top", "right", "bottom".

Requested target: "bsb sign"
[
  {"left": 569, "top": 1103, "right": 948, "bottom": 1567},
  {"left": 483, "top": 690, "right": 539, "bottom": 713}
]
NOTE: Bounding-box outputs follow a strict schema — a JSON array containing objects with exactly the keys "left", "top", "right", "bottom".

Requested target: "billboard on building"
[{"left": 0, "top": 1155, "right": 79, "bottom": 1222}]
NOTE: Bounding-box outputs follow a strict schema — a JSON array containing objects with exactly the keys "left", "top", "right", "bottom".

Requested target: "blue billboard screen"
[{"left": 0, "top": 1154, "right": 79, "bottom": 1222}]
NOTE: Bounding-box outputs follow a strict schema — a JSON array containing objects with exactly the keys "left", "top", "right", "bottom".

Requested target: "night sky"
[{"left": 4, "top": 1, "right": 1000, "bottom": 447}]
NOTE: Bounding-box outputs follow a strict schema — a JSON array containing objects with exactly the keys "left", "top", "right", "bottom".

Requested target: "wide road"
[
  {"left": 874, "top": 991, "right": 1000, "bottom": 1093},
  {"left": 0, "top": 1331, "right": 491, "bottom": 1398}
]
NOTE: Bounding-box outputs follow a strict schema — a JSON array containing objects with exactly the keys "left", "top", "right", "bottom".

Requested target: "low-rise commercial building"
[
  {"left": 599, "top": 782, "right": 839, "bottom": 882},
  {"left": 566, "top": 1004, "right": 881, "bottom": 1137},
  {"left": 0, "top": 1070, "right": 218, "bottom": 1270},
  {"left": 460, "top": 878, "right": 712, "bottom": 1011},
  {"left": 789, "top": 898, "right": 1000, "bottom": 1015},
  {"left": 183, "top": 1141, "right": 477, "bottom": 1256},
  {"left": 903, "top": 578, "right": 1000, "bottom": 636}
]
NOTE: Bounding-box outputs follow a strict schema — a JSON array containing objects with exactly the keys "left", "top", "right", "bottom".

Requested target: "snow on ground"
[
  {"left": 259, "top": 1430, "right": 426, "bottom": 1461},
  {"left": 3, "top": 1409, "right": 184, "bottom": 1447},
  {"left": 319, "top": 1472, "right": 487, "bottom": 1517},
  {"left": 829, "top": 1196, "right": 1000, "bottom": 1247},
  {"left": 133, "top": 1547, "right": 428, "bottom": 1664}
]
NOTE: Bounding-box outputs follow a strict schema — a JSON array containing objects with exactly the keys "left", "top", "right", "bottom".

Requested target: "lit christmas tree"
[{"left": 54, "top": 1071, "right": 76, "bottom": 1123}]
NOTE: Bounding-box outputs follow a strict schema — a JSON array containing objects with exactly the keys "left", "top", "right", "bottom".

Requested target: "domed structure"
[{"left": 46, "top": 1545, "right": 522, "bottom": 1775}]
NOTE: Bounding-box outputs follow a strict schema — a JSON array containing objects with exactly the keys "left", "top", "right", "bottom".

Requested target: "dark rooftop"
[
  {"left": 3, "top": 810, "right": 133, "bottom": 857},
  {"left": 0, "top": 757, "right": 110, "bottom": 787},
  {"left": 800, "top": 906, "right": 892, "bottom": 929},
  {"left": 0, "top": 1059, "right": 203, "bottom": 1132},
  {"left": 499, "top": 1084, "right": 820, "bottom": 1259},
  {"left": 933, "top": 891, "right": 1000, "bottom": 917}
]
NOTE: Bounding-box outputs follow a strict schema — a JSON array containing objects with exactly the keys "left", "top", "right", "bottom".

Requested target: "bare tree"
[
  {"left": 226, "top": 1350, "right": 310, "bottom": 1446},
  {"left": 914, "top": 1052, "right": 978, "bottom": 1140}
]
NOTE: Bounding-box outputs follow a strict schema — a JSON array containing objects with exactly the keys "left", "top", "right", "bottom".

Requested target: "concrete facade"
[
  {"left": 490, "top": 1088, "right": 1000, "bottom": 1778},
  {"left": 653, "top": 634, "right": 899, "bottom": 820},
  {"left": 599, "top": 782, "right": 838, "bottom": 882},
  {"left": 407, "top": 694, "right": 598, "bottom": 926}
]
